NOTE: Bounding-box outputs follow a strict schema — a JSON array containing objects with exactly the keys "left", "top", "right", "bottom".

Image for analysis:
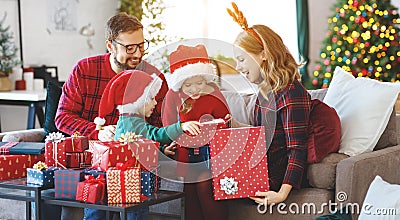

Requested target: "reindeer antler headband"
[{"left": 227, "top": 2, "right": 262, "bottom": 44}]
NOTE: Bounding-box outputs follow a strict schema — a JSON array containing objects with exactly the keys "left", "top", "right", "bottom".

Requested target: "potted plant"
[{"left": 0, "top": 12, "right": 20, "bottom": 91}]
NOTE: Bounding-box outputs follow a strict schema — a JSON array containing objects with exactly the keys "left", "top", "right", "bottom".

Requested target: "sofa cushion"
[
  {"left": 307, "top": 153, "right": 349, "bottom": 189},
  {"left": 307, "top": 99, "right": 341, "bottom": 163},
  {"left": 307, "top": 88, "right": 397, "bottom": 151},
  {"left": 359, "top": 175, "right": 400, "bottom": 220},
  {"left": 323, "top": 66, "right": 400, "bottom": 156},
  {"left": 375, "top": 106, "right": 397, "bottom": 150},
  {"left": 43, "top": 81, "right": 68, "bottom": 141},
  {"left": 307, "top": 88, "right": 327, "bottom": 101}
]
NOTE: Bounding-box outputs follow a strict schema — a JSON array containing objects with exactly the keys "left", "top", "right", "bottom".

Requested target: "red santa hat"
[
  {"left": 94, "top": 70, "right": 162, "bottom": 127},
  {"left": 168, "top": 44, "right": 216, "bottom": 91}
]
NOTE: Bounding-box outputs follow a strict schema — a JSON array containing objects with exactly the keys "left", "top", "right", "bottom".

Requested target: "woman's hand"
[
  {"left": 250, "top": 191, "right": 287, "bottom": 205},
  {"left": 249, "top": 184, "right": 292, "bottom": 205},
  {"left": 163, "top": 142, "right": 177, "bottom": 156},
  {"left": 98, "top": 125, "right": 116, "bottom": 141},
  {"left": 181, "top": 121, "right": 202, "bottom": 135}
]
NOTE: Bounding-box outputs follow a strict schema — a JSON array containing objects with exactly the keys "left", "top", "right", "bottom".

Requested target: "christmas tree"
[
  {"left": 311, "top": 0, "right": 400, "bottom": 88},
  {"left": 0, "top": 12, "right": 19, "bottom": 76}
]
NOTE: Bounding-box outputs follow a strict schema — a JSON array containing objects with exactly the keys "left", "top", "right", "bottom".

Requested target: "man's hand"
[{"left": 98, "top": 125, "right": 116, "bottom": 141}]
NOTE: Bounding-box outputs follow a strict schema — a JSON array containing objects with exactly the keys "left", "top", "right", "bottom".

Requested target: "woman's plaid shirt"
[{"left": 254, "top": 80, "right": 311, "bottom": 190}]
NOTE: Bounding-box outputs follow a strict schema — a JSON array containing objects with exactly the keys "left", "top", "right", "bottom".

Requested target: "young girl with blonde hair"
[{"left": 162, "top": 44, "right": 230, "bottom": 220}]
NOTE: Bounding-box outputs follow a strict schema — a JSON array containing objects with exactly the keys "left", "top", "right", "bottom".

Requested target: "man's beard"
[{"left": 113, "top": 56, "right": 141, "bottom": 71}]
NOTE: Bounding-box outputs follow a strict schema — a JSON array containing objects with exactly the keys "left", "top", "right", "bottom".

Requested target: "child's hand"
[
  {"left": 163, "top": 142, "right": 177, "bottom": 156},
  {"left": 181, "top": 121, "right": 202, "bottom": 136},
  {"left": 98, "top": 125, "right": 116, "bottom": 141},
  {"left": 224, "top": 114, "right": 249, "bottom": 128}
]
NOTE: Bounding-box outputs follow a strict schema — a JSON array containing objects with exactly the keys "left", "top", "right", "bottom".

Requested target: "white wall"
[{"left": 0, "top": 0, "right": 117, "bottom": 132}]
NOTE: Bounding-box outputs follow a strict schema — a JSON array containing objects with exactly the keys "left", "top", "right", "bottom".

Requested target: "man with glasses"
[{"left": 53, "top": 12, "right": 169, "bottom": 220}]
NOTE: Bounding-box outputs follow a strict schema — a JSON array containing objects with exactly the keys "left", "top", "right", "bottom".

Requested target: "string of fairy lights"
[{"left": 313, "top": 0, "right": 400, "bottom": 88}]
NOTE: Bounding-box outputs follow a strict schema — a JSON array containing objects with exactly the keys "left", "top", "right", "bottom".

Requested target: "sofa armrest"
[
  {"left": 0, "top": 128, "right": 45, "bottom": 142},
  {"left": 335, "top": 145, "right": 400, "bottom": 217}
]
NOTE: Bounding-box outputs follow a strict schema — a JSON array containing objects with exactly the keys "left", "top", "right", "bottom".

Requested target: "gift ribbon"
[
  {"left": 152, "top": 166, "right": 159, "bottom": 193},
  {"left": 115, "top": 160, "right": 136, "bottom": 203},
  {"left": 71, "top": 131, "right": 83, "bottom": 152},
  {"left": 46, "top": 132, "right": 66, "bottom": 169},
  {"left": 52, "top": 142, "right": 66, "bottom": 169},
  {"left": 71, "top": 152, "right": 90, "bottom": 168}
]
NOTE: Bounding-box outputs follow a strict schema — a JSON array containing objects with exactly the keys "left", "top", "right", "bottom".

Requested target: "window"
[{"left": 160, "top": 0, "right": 298, "bottom": 60}]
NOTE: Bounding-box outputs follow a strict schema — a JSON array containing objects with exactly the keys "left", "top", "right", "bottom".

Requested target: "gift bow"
[
  {"left": 45, "top": 132, "right": 65, "bottom": 143},
  {"left": 71, "top": 131, "right": 83, "bottom": 138},
  {"left": 81, "top": 174, "right": 105, "bottom": 203},
  {"left": 220, "top": 177, "right": 238, "bottom": 195},
  {"left": 84, "top": 174, "right": 105, "bottom": 183},
  {"left": 33, "top": 161, "right": 48, "bottom": 171},
  {"left": 118, "top": 132, "right": 142, "bottom": 144},
  {"left": 115, "top": 159, "right": 136, "bottom": 171}
]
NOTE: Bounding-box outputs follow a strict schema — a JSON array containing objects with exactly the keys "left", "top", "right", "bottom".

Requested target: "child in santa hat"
[
  {"left": 94, "top": 69, "right": 202, "bottom": 220},
  {"left": 94, "top": 69, "right": 202, "bottom": 147},
  {"left": 162, "top": 44, "right": 230, "bottom": 220}
]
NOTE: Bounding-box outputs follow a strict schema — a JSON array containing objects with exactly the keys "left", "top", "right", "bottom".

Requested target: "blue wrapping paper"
[
  {"left": 27, "top": 166, "right": 60, "bottom": 187},
  {"left": 141, "top": 166, "right": 161, "bottom": 196},
  {"left": 54, "top": 169, "right": 84, "bottom": 199}
]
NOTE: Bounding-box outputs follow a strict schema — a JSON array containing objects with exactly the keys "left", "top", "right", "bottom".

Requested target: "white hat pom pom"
[{"left": 94, "top": 117, "right": 106, "bottom": 126}]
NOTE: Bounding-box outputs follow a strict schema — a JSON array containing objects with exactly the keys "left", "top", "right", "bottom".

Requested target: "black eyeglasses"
[{"left": 112, "top": 40, "right": 149, "bottom": 54}]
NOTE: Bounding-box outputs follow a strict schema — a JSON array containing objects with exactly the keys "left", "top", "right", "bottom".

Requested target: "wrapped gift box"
[
  {"left": 27, "top": 166, "right": 60, "bottom": 187},
  {"left": 55, "top": 169, "right": 84, "bottom": 199},
  {"left": 0, "top": 142, "right": 45, "bottom": 155},
  {"left": 76, "top": 175, "right": 106, "bottom": 204},
  {"left": 64, "top": 133, "right": 89, "bottom": 153},
  {"left": 66, "top": 152, "right": 92, "bottom": 168},
  {"left": 107, "top": 166, "right": 141, "bottom": 203},
  {"left": 209, "top": 126, "right": 269, "bottom": 200},
  {"left": 0, "top": 142, "right": 18, "bottom": 154},
  {"left": 9, "top": 142, "right": 45, "bottom": 155},
  {"left": 91, "top": 140, "right": 159, "bottom": 171},
  {"left": 0, "top": 154, "right": 44, "bottom": 180},
  {"left": 141, "top": 165, "right": 161, "bottom": 196},
  {"left": 175, "top": 118, "right": 228, "bottom": 148},
  {"left": 45, "top": 133, "right": 67, "bottom": 169}
]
